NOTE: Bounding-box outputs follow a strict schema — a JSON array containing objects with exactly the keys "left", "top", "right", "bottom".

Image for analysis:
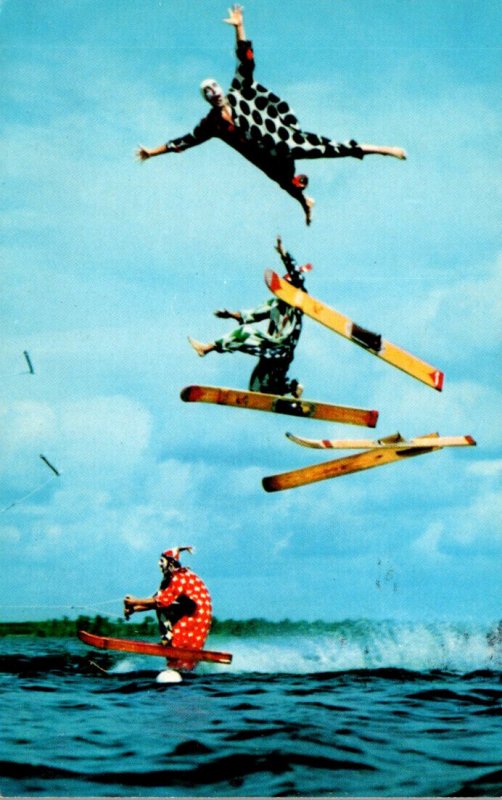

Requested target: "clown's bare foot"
[
  {"left": 385, "top": 146, "right": 407, "bottom": 160},
  {"left": 360, "top": 144, "right": 407, "bottom": 160},
  {"left": 188, "top": 337, "right": 213, "bottom": 357}
]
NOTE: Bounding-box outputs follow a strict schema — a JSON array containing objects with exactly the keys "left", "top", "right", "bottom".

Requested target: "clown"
[
  {"left": 188, "top": 236, "right": 308, "bottom": 397},
  {"left": 123, "top": 546, "right": 212, "bottom": 671},
  {"left": 136, "top": 4, "right": 406, "bottom": 224}
]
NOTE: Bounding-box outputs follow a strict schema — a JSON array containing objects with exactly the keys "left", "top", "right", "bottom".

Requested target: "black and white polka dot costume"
[{"left": 166, "top": 39, "right": 363, "bottom": 209}]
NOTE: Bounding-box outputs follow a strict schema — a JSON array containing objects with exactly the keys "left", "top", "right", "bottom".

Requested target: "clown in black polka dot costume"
[
  {"left": 123, "top": 546, "right": 212, "bottom": 671},
  {"left": 136, "top": 4, "right": 406, "bottom": 224},
  {"left": 188, "top": 236, "right": 307, "bottom": 397}
]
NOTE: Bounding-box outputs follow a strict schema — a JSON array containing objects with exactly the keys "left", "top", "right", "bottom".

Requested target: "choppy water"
[{"left": 1, "top": 620, "right": 501, "bottom": 797}]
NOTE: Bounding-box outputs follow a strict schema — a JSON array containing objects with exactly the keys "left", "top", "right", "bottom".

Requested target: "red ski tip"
[
  {"left": 180, "top": 386, "right": 202, "bottom": 402},
  {"left": 466, "top": 435, "right": 477, "bottom": 446},
  {"left": 368, "top": 410, "right": 379, "bottom": 429},
  {"left": 431, "top": 370, "right": 444, "bottom": 392},
  {"left": 264, "top": 269, "right": 281, "bottom": 292}
]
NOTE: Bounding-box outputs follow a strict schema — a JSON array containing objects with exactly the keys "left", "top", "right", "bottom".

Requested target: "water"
[{"left": 1, "top": 619, "right": 501, "bottom": 797}]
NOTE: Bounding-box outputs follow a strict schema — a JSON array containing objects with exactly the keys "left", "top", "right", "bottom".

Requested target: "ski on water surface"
[{"left": 78, "top": 630, "right": 233, "bottom": 665}]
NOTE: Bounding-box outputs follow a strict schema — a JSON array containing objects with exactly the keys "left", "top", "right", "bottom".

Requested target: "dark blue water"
[{"left": 1, "top": 622, "right": 501, "bottom": 797}]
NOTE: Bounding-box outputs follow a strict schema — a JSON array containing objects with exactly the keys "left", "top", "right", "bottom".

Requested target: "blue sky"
[{"left": 1, "top": 0, "right": 501, "bottom": 626}]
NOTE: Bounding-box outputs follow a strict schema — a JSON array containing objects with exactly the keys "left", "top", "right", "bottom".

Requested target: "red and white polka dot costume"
[{"left": 155, "top": 567, "right": 212, "bottom": 670}]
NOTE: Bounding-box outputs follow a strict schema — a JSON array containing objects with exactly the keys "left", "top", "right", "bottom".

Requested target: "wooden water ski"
[
  {"left": 78, "top": 630, "right": 233, "bottom": 665},
  {"left": 180, "top": 385, "right": 378, "bottom": 427},
  {"left": 265, "top": 269, "right": 444, "bottom": 392},
  {"left": 262, "top": 432, "right": 473, "bottom": 492},
  {"left": 285, "top": 431, "right": 477, "bottom": 450}
]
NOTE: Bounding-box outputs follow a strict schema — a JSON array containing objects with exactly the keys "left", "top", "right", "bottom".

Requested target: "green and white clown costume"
[{"left": 214, "top": 246, "right": 310, "bottom": 396}]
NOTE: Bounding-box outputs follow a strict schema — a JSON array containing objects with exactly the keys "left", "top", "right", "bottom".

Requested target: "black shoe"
[
  {"left": 160, "top": 620, "right": 173, "bottom": 645},
  {"left": 289, "top": 380, "right": 304, "bottom": 399}
]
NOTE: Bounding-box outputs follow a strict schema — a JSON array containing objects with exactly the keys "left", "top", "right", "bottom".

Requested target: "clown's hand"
[
  {"left": 214, "top": 308, "right": 233, "bottom": 319},
  {"left": 224, "top": 4, "right": 243, "bottom": 27},
  {"left": 135, "top": 146, "right": 151, "bottom": 161},
  {"left": 123, "top": 596, "right": 134, "bottom": 619},
  {"left": 275, "top": 235, "right": 286, "bottom": 256}
]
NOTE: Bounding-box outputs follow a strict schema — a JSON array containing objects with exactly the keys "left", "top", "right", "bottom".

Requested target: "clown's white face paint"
[{"left": 200, "top": 79, "right": 225, "bottom": 107}]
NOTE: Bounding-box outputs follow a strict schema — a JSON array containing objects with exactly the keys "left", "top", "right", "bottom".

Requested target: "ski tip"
[
  {"left": 465, "top": 435, "right": 477, "bottom": 446},
  {"left": 77, "top": 630, "right": 95, "bottom": 645},
  {"left": 264, "top": 269, "right": 280, "bottom": 291},
  {"left": 262, "top": 476, "right": 276, "bottom": 493},
  {"left": 368, "top": 410, "right": 379, "bottom": 429},
  {"left": 431, "top": 370, "right": 445, "bottom": 392},
  {"left": 180, "top": 386, "right": 198, "bottom": 402}
]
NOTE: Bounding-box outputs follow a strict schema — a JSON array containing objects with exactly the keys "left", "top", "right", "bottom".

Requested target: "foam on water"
[{"left": 212, "top": 619, "right": 502, "bottom": 674}]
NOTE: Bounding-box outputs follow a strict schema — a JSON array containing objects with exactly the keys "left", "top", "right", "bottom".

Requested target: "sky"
[{"left": 1, "top": 0, "right": 501, "bottom": 627}]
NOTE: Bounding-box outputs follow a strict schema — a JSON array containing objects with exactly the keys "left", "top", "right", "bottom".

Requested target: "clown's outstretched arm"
[
  {"left": 214, "top": 309, "right": 243, "bottom": 322},
  {"left": 224, "top": 4, "right": 246, "bottom": 42},
  {"left": 275, "top": 235, "right": 296, "bottom": 271},
  {"left": 136, "top": 121, "right": 213, "bottom": 162},
  {"left": 136, "top": 143, "right": 170, "bottom": 161}
]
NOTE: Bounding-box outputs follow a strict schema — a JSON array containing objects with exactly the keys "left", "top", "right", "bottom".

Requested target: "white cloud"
[
  {"left": 468, "top": 459, "right": 502, "bottom": 478},
  {"left": 448, "top": 488, "right": 502, "bottom": 548},
  {"left": 0, "top": 524, "right": 21, "bottom": 544},
  {"left": 58, "top": 396, "right": 151, "bottom": 459},
  {"left": 412, "top": 521, "right": 447, "bottom": 561},
  {"left": 2, "top": 400, "right": 57, "bottom": 448},
  {"left": 119, "top": 504, "right": 184, "bottom": 552},
  {"left": 1, "top": 396, "right": 153, "bottom": 495}
]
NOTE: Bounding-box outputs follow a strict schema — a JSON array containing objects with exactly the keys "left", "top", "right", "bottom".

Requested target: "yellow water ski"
[
  {"left": 262, "top": 432, "right": 474, "bottom": 492},
  {"left": 265, "top": 270, "right": 444, "bottom": 392},
  {"left": 181, "top": 385, "right": 379, "bottom": 427}
]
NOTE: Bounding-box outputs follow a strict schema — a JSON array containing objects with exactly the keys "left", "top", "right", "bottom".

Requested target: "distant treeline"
[{"left": 0, "top": 615, "right": 338, "bottom": 638}]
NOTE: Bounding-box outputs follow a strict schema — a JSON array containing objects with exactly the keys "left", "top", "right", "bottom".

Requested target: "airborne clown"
[
  {"left": 136, "top": 4, "right": 406, "bottom": 224},
  {"left": 188, "top": 236, "right": 308, "bottom": 397},
  {"left": 123, "top": 546, "right": 212, "bottom": 671}
]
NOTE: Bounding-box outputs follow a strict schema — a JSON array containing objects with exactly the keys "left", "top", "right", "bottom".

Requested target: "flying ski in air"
[
  {"left": 265, "top": 269, "right": 444, "bottom": 391},
  {"left": 181, "top": 384, "right": 379, "bottom": 428},
  {"left": 262, "top": 432, "right": 477, "bottom": 492},
  {"left": 136, "top": 5, "right": 406, "bottom": 224}
]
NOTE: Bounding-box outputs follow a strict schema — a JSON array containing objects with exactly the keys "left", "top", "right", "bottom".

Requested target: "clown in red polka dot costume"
[
  {"left": 136, "top": 4, "right": 406, "bottom": 224},
  {"left": 123, "top": 546, "right": 212, "bottom": 670}
]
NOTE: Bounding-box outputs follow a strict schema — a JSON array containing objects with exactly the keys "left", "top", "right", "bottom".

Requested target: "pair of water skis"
[{"left": 78, "top": 630, "right": 233, "bottom": 683}]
